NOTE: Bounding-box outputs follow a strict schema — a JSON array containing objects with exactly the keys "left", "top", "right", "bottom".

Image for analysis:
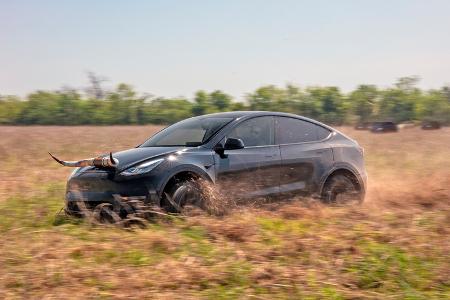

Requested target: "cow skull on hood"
[{"left": 49, "top": 152, "right": 118, "bottom": 168}]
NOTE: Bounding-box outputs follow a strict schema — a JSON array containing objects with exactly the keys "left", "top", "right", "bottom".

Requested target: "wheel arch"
[
  {"left": 157, "top": 165, "right": 213, "bottom": 200},
  {"left": 319, "top": 165, "right": 365, "bottom": 197}
]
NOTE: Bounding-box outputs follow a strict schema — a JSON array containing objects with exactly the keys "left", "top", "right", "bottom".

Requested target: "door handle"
[{"left": 264, "top": 155, "right": 275, "bottom": 158}]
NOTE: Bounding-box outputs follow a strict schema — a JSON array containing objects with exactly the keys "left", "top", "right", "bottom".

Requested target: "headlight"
[{"left": 120, "top": 158, "right": 164, "bottom": 176}]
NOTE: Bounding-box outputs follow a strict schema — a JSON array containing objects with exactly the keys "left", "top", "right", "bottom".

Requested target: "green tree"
[
  {"left": 307, "top": 87, "right": 345, "bottom": 124},
  {"left": 348, "top": 85, "right": 378, "bottom": 123},
  {"left": 18, "top": 91, "right": 61, "bottom": 124},
  {"left": 209, "top": 90, "right": 232, "bottom": 111},
  {"left": 1, "top": 76, "right": 449, "bottom": 125},
  {"left": 106, "top": 84, "right": 138, "bottom": 124},
  {"left": 377, "top": 77, "right": 420, "bottom": 123},
  {"left": 0, "top": 95, "right": 23, "bottom": 124},
  {"left": 247, "top": 85, "right": 286, "bottom": 111},
  {"left": 415, "top": 90, "right": 450, "bottom": 124},
  {"left": 147, "top": 97, "right": 194, "bottom": 124},
  {"left": 192, "top": 91, "right": 212, "bottom": 116},
  {"left": 54, "top": 90, "right": 84, "bottom": 125}
]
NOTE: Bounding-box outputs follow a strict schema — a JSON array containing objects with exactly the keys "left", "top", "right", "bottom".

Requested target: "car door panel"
[
  {"left": 276, "top": 117, "right": 334, "bottom": 195},
  {"left": 214, "top": 116, "right": 281, "bottom": 198},
  {"left": 216, "top": 145, "right": 281, "bottom": 197},
  {"left": 279, "top": 142, "right": 333, "bottom": 194}
]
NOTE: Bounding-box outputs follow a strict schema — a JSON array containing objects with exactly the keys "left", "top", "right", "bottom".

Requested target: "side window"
[
  {"left": 228, "top": 117, "right": 274, "bottom": 147},
  {"left": 317, "top": 125, "right": 331, "bottom": 140},
  {"left": 276, "top": 117, "right": 329, "bottom": 144}
]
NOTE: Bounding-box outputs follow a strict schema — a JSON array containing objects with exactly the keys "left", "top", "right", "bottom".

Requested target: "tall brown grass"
[{"left": 0, "top": 125, "right": 449, "bottom": 299}]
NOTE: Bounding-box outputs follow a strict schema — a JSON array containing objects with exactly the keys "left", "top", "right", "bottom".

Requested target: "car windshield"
[{"left": 141, "top": 117, "right": 233, "bottom": 147}]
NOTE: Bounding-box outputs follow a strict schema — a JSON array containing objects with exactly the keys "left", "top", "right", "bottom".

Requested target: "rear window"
[
  {"left": 317, "top": 125, "right": 332, "bottom": 140},
  {"left": 276, "top": 117, "right": 331, "bottom": 144}
]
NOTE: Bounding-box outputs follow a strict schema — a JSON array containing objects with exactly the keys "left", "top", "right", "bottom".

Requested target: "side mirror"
[
  {"left": 224, "top": 138, "right": 245, "bottom": 150},
  {"left": 213, "top": 138, "right": 245, "bottom": 159},
  {"left": 213, "top": 143, "right": 227, "bottom": 159}
]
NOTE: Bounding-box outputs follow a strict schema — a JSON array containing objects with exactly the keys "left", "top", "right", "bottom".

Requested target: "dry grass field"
[{"left": 0, "top": 125, "right": 449, "bottom": 299}]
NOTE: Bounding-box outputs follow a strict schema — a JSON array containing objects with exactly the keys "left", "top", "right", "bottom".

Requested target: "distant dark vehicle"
[
  {"left": 354, "top": 122, "right": 370, "bottom": 130},
  {"left": 421, "top": 121, "right": 441, "bottom": 130},
  {"left": 50, "top": 112, "right": 367, "bottom": 218},
  {"left": 370, "top": 121, "right": 398, "bottom": 133}
]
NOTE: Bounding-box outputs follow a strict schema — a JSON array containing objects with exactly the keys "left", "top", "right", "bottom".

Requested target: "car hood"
[{"left": 113, "top": 146, "right": 186, "bottom": 171}]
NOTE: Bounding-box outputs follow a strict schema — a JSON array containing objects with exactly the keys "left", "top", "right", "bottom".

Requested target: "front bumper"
[{"left": 65, "top": 169, "right": 160, "bottom": 214}]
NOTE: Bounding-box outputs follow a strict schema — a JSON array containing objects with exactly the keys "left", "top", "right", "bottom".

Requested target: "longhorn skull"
[{"left": 49, "top": 152, "right": 118, "bottom": 168}]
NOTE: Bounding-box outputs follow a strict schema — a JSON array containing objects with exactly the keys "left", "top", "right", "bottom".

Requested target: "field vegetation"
[
  {"left": 0, "top": 125, "right": 449, "bottom": 299},
  {"left": 1, "top": 76, "right": 450, "bottom": 126}
]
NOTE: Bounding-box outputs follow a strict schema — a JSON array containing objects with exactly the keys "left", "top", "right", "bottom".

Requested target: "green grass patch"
[
  {"left": 203, "top": 260, "right": 252, "bottom": 299},
  {"left": 0, "top": 183, "right": 65, "bottom": 232},
  {"left": 123, "top": 249, "right": 153, "bottom": 266},
  {"left": 257, "top": 217, "right": 309, "bottom": 234},
  {"left": 347, "top": 241, "right": 438, "bottom": 296},
  {"left": 178, "top": 225, "right": 216, "bottom": 260}
]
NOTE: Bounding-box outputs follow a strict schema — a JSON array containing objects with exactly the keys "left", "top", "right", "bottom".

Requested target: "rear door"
[
  {"left": 276, "top": 117, "right": 333, "bottom": 196},
  {"left": 215, "top": 116, "right": 281, "bottom": 198}
]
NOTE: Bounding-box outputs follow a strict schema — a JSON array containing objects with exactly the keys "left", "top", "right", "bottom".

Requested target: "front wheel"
[
  {"left": 163, "top": 180, "right": 204, "bottom": 213},
  {"left": 321, "top": 174, "right": 363, "bottom": 204}
]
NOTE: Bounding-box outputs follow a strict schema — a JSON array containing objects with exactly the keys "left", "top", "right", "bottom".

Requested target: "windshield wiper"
[{"left": 185, "top": 142, "right": 202, "bottom": 146}]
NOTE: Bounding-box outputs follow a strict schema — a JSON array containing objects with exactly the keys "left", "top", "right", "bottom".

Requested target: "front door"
[{"left": 215, "top": 116, "right": 281, "bottom": 198}]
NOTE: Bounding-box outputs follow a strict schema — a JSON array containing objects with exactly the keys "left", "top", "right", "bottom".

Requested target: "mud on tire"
[
  {"left": 163, "top": 179, "right": 204, "bottom": 213},
  {"left": 322, "top": 174, "right": 363, "bottom": 204}
]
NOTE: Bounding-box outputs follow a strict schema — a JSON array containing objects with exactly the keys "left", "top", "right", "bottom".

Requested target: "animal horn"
[
  {"left": 109, "top": 152, "right": 118, "bottom": 166},
  {"left": 49, "top": 152, "right": 118, "bottom": 168}
]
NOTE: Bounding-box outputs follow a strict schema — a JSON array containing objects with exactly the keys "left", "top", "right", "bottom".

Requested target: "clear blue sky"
[{"left": 1, "top": 0, "right": 449, "bottom": 99}]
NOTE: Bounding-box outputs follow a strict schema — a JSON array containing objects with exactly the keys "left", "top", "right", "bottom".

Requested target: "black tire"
[
  {"left": 321, "top": 174, "right": 362, "bottom": 204},
  {"left": 119, "top": 217, "right": 147, "bottom": 229},
  {"left": 163, "top": 180, "right": 204, "bottom": 213},
  {"left": 93, "top": 203, "right": 121, "bottom": 224}
]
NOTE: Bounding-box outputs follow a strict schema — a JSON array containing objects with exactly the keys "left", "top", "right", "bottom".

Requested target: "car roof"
[
  {"left": 198, "top": 111, "right": 315, "bottom": 120},
  {"left": 198, "top": 111, "right": 336, "bottom": 130},
  {"left": 197, "top": 111, "right": 340, "bottom": 133}
]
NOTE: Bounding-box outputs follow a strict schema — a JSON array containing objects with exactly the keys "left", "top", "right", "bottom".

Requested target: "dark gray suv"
[{"left": 52, "top": 111, "right": 367, "bottom": 214}]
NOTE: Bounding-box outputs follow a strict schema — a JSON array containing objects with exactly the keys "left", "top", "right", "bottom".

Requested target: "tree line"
[{"left": 1, "top": 76, "right": 449, "bottom": 126}]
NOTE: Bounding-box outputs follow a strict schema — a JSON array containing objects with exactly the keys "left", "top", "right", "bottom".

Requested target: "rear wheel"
[
  {"left": 322, "top": 174, "right": 362, "bottom": 204},
  {"left": 163, "top": 180, "right": 204, "bottom": 213}
]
